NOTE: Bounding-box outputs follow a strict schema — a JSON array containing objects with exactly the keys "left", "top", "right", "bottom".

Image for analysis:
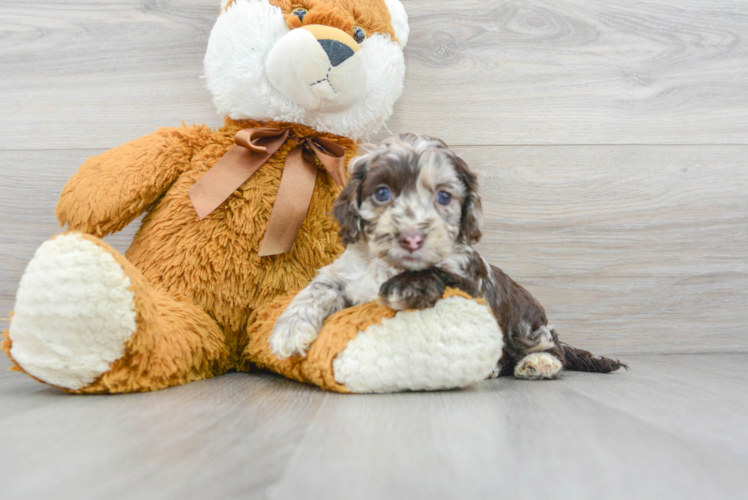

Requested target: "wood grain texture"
[
  {"left": 0, "top": 0, "right": 224, "bottom": 150},
  {"left": 0, "top": 361, "right": 326, "bottom": 499},
  {"left": 2, "top": 2, "right": 747, "bottom": 498},
  {"left": 1, "top": 0, "right": 748, "bottom": 149},
  {"left": 2, "top": 354, "right": 747, "bottom": 500},
  {"left": 0, "top": 150, "right": 138, "bottom": 311},
  {"left": 458, "top": 145, "right": 748, "bottom": 354},
  {"left": 389, "top": 0, "right": 748, "bottom": 145},
  {"left": 3, "top": 147, "right": 745, "bottom": 355},
  {"left": 271, "top": 358, "right": 748, "bottom": 500}
]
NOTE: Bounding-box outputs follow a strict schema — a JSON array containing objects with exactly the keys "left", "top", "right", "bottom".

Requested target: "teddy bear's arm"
[{"left": 56, "top": 126, "right": 205, "bottom": 236}]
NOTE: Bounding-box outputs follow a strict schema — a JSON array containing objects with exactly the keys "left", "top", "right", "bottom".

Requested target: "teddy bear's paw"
[
  {"left": 8, "top": 233, "right": 137, "bottom": 390},
  {"left": 270, "top": 314, "right": 320, "bottom": 359},
  {"left": 514, "top": 352, "right": 563, "bottom": 380},
  {"left": 332, "top": 294, "right": 503, "bottom": 393}
]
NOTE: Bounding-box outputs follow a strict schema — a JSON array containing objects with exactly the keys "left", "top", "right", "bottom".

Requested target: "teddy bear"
[{"left": 2, "top": 0, "right": 502, "bottom": 394}]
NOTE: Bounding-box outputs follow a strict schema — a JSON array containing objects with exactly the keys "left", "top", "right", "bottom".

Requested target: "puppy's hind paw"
[
  {"left": 269, "top": 318, "right": 320, "bottom": 359},
  {"left": 514, "top": 352, "right": 563, "bottom": 380}
]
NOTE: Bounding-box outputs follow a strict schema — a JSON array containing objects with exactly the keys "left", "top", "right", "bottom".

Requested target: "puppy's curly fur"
[{"left": 271, "top": 133, "right": 626, "bottom": 379}]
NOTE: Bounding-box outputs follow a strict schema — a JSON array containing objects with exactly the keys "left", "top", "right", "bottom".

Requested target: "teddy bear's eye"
[
  {"left": 292, "top": 8, "right": 308, "bottom": 22},
  {"left": 353, "top": 26, "right": 366, "bottom": 44}
]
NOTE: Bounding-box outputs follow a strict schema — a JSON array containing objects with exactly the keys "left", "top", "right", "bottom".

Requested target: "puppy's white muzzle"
[{"left": 266, "top": 25, "right": 368, "bottom": 113}]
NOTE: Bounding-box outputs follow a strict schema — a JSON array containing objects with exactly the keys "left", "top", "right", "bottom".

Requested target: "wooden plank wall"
[{"left": 1, "top": 0, "right": 746, "bottom": 355}]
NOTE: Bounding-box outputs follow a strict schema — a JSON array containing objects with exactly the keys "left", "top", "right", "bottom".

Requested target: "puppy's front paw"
[
  {"left": 378, "top": 270, "right": 445, "bottom": 311},
  {"left": 514, "top": 352, "right": 563, "bottom": 380},
  {"left": 270, "top": 316, "right": 320, "bottom": 359}
]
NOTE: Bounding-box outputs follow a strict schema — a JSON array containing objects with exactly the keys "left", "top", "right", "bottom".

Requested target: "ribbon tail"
[
  {"left": 189, "top": 129, "right": 288, "bottom": 220},
  {"left": 189, "top": 145, "right": 267, "bottom": 219},
  {"left": 308, "top": 139, "right": 347, "bottom": 187},
  {"left": 258, "top": 147, "right": 318, "bottom": 257}
]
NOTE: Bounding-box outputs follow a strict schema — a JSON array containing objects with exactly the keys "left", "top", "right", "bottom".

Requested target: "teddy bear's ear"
[{"left": 384, "top": 0, "right": 409, "bottom": 47}]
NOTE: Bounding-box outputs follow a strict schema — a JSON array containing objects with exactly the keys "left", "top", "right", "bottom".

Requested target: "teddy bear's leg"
[
  {"left": 241, "top": 289, "right": 503, "bottom": 393},
  {"left": 2, "top": 233, "right": 230, "bottom": 394}
]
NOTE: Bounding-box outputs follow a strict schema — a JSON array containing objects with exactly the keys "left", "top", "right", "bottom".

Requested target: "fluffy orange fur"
[
  {"left": 223, "top": 0, "right": 398, "bottom": 43},
  {"left": 4, "top": 119, "right": 357, "bottom": 393}
]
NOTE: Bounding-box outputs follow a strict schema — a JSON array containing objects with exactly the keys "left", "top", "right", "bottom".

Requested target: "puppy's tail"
[{"left": 560, "top": 343, "right": 628, "bottom": 373}]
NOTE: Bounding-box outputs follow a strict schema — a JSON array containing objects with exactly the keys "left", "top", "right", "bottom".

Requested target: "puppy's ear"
[
  {"left": 451, "top": 153, "right": 483, "bottom": 245},
  {"left": 333, "top": 156, "right": 367, "bottom": 244}
]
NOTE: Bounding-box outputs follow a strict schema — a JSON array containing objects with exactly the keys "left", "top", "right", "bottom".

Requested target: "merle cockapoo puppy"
[{"left": 270, "top": 133, "right": 626, "bottom": 379}]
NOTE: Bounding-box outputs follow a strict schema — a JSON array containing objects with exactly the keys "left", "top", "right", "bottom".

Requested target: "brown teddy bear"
[{"left": 3, "top": 0, "right": 502, "bottom": 394}]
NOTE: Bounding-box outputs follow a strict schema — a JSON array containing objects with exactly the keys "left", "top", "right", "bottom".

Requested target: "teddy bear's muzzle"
[{"left": 266, "top": 24, "right": 368, "bottom": 113}]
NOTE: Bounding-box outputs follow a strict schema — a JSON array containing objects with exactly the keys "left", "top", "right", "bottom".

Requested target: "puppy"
[{"left": 270, "top": 134, "right": 626, "bottom": 379}]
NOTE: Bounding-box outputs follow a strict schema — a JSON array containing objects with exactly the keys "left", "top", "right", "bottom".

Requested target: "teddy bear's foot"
[
  {"left": 7, "top": 233, "right": 138, "bottom": 390},
  {"left": 5, "top": 233, "right": 231, "bottom": 393},
  {"left": 332, "top": 293, "right": 502, "bottom": 393},
  {"left": 246, "top": 289, "right": 503, "bottom": 393}
]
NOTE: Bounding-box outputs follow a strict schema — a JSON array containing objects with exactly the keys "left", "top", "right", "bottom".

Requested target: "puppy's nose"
[
  {"left": 399, "top": 233, "right": 424, "bottom": 252},
  {"left": 318, "top": 39, "right": 354, "bottom": 67}
]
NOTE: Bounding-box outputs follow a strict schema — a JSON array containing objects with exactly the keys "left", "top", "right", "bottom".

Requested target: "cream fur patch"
[
  {"left": 384, "top": 0, "right": 409, "bottom": 46},
  {"left": 333, "top": 296, "right": 503, "bottom": 393},
  {"left": 9, "top": 234, "right": 137, "bottom": 390},
  {"left": 265, "top": 25, "right": 367, "bottom": 113}
]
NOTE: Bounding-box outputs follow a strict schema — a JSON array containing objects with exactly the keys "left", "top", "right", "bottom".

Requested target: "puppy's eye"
[
  {"left": 374, "top": 186, "right": 391, "bottom": 202},
  {"left": 353, "top": 26, "right": 366, "bottom": 44},
  {"left": 292, "top": 8, "right": 308, "bottom": 22},
  {"left": 436, "top": 191, "right": 452, "bottom": 206}
]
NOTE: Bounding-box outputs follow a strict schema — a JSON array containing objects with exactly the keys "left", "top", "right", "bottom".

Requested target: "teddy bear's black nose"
[{"left": 318, "top": 39, "right": 355, "bottom": 67}]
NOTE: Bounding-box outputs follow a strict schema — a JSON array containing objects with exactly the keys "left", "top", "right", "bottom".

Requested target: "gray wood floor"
[
  {"left": 2, "top": 0, "right": 747, "bottom": 355},
  {"left": 1, "top": 354, "right": 747, "bottom": 500},
  {"left": 1, "top": 1, "right": 747, "bottom": 499}
]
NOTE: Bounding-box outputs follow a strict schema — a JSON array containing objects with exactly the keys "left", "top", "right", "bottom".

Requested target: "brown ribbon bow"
[{"left": 189, "top": 128, "right": 347, "bottom": 256}]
